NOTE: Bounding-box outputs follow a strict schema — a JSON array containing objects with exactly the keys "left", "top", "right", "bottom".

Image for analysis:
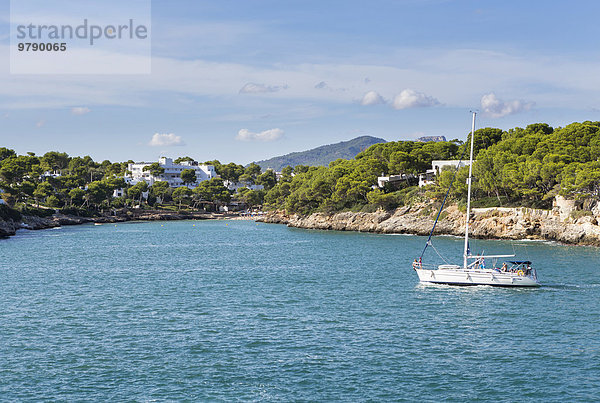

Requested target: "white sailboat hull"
[{"left": 415, "top": 268, "right": 540, "bottom": 287}]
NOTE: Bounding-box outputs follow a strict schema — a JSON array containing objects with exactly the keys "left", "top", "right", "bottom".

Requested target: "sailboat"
[{"left": 413, "top": 112, "right": 540, "bottom": 287}]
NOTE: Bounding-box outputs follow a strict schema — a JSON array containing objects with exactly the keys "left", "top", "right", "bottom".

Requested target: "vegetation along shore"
[{"left": 2, "top": 121, "right": 600, "bottom": 243}]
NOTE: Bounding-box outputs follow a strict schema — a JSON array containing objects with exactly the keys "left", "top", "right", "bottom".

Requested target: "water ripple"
[{"left": 0, "top": 220, "right": 598, "bottom": 401}]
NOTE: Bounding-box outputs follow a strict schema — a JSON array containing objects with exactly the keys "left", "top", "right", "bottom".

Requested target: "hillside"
[{"left": 254, "top": 135, "right": 387, "bottom": 171}]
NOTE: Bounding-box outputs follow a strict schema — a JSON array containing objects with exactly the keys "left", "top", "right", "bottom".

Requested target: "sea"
[{"left": 0, "top": 220, "right": 598, "bottom": 401}]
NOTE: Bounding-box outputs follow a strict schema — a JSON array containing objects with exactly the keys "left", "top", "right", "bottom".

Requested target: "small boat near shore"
[{"left": 413, "top": 112, "right": 540, "bottom": 287}]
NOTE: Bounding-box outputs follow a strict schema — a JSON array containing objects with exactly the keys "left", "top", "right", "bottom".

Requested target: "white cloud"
[
  {"left": 239, "top": 82, "right": 288, "bottom": 94},
  {"left": 149, "top": 133, "right": 185, "bottom": 147},
  {"left": 236, "top": 128, "right": 284, "bottom": 142},
  {"left": 1, "top": 45, "right": 598, "bottom": 112},
  {"left": 392, "top": 89, "right": 440, "bottom": 110},
  {"left": 313, "top": 80, "right": 348, "bottom": 93},
  {"left": 480, "top": 93, "right": 534, "bottom": 118},
  {"left": 361, "top": 90, "right": 385, "bottom": 106},
  {"left": 71, "top": 106, "right": 91, "bottom": 115}
]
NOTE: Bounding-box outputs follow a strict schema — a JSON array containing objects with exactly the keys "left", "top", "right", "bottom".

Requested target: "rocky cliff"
[
  {"left": 0, "top": 210, "right": 223, "bottom": 238},
  {"left": 258, "top": 198, "right": 600, "bottom": 246}
]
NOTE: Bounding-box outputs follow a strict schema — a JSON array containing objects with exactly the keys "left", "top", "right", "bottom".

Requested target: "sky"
[{"left": 1, "top": 0, "right": 600, "bottom": 164}]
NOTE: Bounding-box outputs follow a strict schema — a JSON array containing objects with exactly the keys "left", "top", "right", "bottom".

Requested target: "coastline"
[
  {"left": 257, "top": 203, "right": 600, "bottom": 247},
  {"left": 4, "top": 202, "right": 600, "bottom": 247},
  {"left": 0, "top": 209, "right": 250, "bottom": 239}
]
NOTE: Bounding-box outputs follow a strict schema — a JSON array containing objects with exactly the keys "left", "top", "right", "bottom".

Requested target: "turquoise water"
[{"left": 0, "top": 220, "right": 599, "bottom": 401}]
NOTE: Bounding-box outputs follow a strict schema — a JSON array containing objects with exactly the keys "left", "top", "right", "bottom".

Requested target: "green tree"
[
  {"left": 280, "top": 166, "right": 293, "bottom": 180},
  {"left": 33, "top": 182, "right": 54, "bottom": 207},
  {"left": 68, "top": 156, "right": 94, "bottom": 182},
  {"left": 294, "top": 165, "right": 310, "bottom": 174},
  {"left": 143, "top": 162, "right": 165, "bottom": 177},
  {"left": 0, "top": 147, "right": 16, "bottom": 162},
  {"left": 257, "top": 169, "right": 277, "bottom": 190},
  {"left": 204, "top": 160, "right": 223, "bottom": 175},
  {"left": 180, "top": 169, "right": 197, "bottom": 186},
  {"left": 244, "top": 163, "right": 262, "bottom": 180},
  {"left": 172, "top": 186, "right": 192, "bottom": 210},
  {"left": 17, "top": 181, "right": 36, "bottom": 204},
  {"left": 69, "top": 188, "right": 86, "bottom": 206},
  {"left": 220, "top": 162, "right": 245, "bottom": 183},
  {"left": 366, "top": 189, "right": 400, "bottom": 210},
  {"left": 174, "top": 156, "right": 194, "bottom": 164},
  {"left": 46, "top": 195, "right": 61, "bottom": 208},
  {"left": 459, "top": 128, "right": 504, "bottom": 158},
  {"left": 388, "top": 151, "right": 414, "bottom": 177},
  {"left": 100, "top": 176, "right": 126, "bottom": 206},
  {"left": 238, "top": 188, "right": 265, "bottom": 209},
  {"left": 150, "top": 181, "right": 170, "bottom": 203},
  {"left": 127, "top": 181, "right": 149, "bottom": 206},
  {"left": 0, "top": 192, "right": 16, "bottom": 207},
  {"left": 104, "top": 162, "right": 127, "bottom": 177},
  {"left": 436, "top": 166, "right": 469, "bottom": 202},
  {"left": 86, "top": 181, "right": 112, "bottom": 209},
  {"left": 238, "top": 173, "right": 254, "bottom": 185},
  {"left": 284, "top": 166, "right": 334, "bottom": 214},
  {"left": 0, "top": 157, "right": 28, "bottom": 184},
  {"left": 104, "top": 176, "right": 126, "bottom": 191},
  {"left": 264, "top": 181, "right": 291, "bottom": 209},
  {"left": 41, "top": 151, "right": 69, "bottom": 172},
  {"left": 193, "top": 178, "right": 231, "bottom": 207}
]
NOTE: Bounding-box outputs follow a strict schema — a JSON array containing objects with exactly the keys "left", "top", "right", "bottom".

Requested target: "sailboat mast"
[{"left": 463, "top": 112, "right": 476, "bottom": 269}]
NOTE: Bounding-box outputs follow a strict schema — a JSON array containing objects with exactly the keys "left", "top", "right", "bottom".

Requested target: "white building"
[
  {"left": 419, "top": 160, "right": 472, "bottom": 187},
  {"left": 128, "top": 157, "right": 217, "bottom": 188},
  {"left": 431, "top": 160, "right": 470, "bottom": 175},
  {"left": 377, "top": 174, "right": 409, "bottom": 188},
  {"left": 224, "top": 180, "right": 264, "bottom": 192},
  {"left": 41, "top": 171, "right": 61, "bottom": 179}
]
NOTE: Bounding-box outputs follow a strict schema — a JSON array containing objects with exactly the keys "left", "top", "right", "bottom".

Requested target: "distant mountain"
[{"left": 254, "top": 136, "right": 387, "bottom": 171}]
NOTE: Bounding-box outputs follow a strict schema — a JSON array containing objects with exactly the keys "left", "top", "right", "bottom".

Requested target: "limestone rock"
[{"left": 259, "top": 204, "right": 600, "bottom": 246}]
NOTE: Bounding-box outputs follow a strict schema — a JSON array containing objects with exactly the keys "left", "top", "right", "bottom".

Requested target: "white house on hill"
[
  {"left": 419, "top": 160, "right": 472, "bottom": 187},
  {"left": 128, "top": 157, "right": 217, "bottom": 188},
  {"left": 377, "top": 174, "right": 409, "bottom": 188},
  {"left": 223, "top": 180, "right": 264, "bottom": 192}
]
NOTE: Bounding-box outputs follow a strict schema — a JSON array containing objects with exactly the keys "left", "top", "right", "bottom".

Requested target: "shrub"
[
  {"left": 366, "top": 189, "right": 399, "bottom": 210},
  {"left": 111, "top": 197, "right": 126, "bottom": 208},
  {"left": 0, "top": 204, "right": 21, "bottom": 221},
  {"left": 60, "top": 207, "right": 95, "bottom": 217},
  {"left": 46, "top": 195, "right": 61, "bottom": 208},
  {"left": 570, "top": 210, "right": 593, "bottom": 220},
  {"left": 19, "top": 205, "right": 54, "bottom": 217}
]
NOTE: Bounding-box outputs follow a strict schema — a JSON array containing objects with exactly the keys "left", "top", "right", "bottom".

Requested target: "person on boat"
[
  {"left": 501, "top": 262, "right": 508, "bottom": 272},
  {"left": 412, "top": 259, "right": 418, "bottom": 269}
]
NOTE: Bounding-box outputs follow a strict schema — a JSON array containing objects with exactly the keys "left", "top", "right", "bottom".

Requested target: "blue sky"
[{"left": 1, "top": 0, "right": 600, "bottom": 164}]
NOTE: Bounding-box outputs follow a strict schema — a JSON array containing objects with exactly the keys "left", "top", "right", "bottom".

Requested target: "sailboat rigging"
[{"left": 413, "top": 112, "right": 540, "bottom": 287}]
